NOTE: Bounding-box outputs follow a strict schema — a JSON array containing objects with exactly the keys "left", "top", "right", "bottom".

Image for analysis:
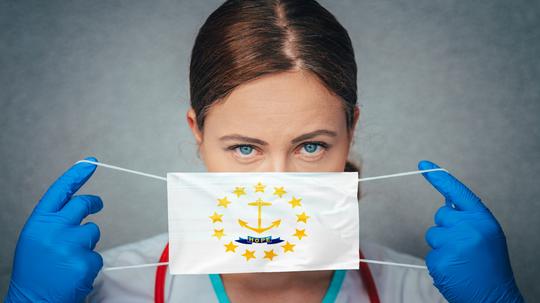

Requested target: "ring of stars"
[{"left": 209, "top": 181, "right": 310, "bottom": 262}]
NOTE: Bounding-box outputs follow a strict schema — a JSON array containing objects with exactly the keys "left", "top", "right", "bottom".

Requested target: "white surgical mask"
[{"left": 75, "top": 159, "right": 447, "bottom": 273}]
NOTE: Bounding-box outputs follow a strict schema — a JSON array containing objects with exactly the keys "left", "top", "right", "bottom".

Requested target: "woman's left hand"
[{"left": 418, "top": 160, "right": 524, "bottom": 303}]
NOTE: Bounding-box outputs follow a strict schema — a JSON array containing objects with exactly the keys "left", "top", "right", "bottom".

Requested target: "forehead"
[{"left": 204, "top": 70, "right": 347, "bottom": 139}]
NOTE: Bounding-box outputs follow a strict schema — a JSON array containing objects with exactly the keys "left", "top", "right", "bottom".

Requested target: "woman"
[{"left": 5, "top": 0, "right": 524, "bottom": 302}]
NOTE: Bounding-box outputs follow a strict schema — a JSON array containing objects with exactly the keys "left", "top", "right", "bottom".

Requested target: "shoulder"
[
  {"left": 86, "top": 233, "right": 169, "bottom": 303},
  {"left": 99, "top": 232, "right": 169, "bottom": 266},
  {"left": 338, "top": 241, "right": 447, "bottom": 303},
  {"left": 86, "top": 233, "right": 218, "bottom": 303}
]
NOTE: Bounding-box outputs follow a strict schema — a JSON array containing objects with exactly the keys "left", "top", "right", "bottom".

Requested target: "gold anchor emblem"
[{"left": 238, "top": 198, "right": 281, "bottom": 234}]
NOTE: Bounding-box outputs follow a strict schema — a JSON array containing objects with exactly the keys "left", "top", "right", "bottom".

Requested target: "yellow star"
[
  {"left": 281, "top": 241, "right": 295, "bottom": 253},
  {"left": 212, "top": 228, "right": 225, "bottom": 240},
  {"left": 224, "top": 241, "right": 238, "bottom": 253},
  {"left": 296, "top": 212, "right": 310, "bottom": 223},
  {"left": 232, "top": 186, "right": 246, "bottom": 198},
  {"left": 273, "top": 186, "right": 287, "bottom": 198},
  {"left": 242, "top": 249, "right": 256, "bottom": 261},
  {"left": 209, "top": 212, "right": 223, "bottom": 223},
  {"left": 264, "top": 249, "right": 278, "bottom": 261},
  {"left": 217, "top": 197, "right": 231, "bottom": 208},
  {"left": 288, "top": 196, "right": 302, "bottom": 208},
  {"left": 293, "top": 228, "right": 307, "bottom": 240},
  {"left": 254, "top": 182, "right": 266, "bottom": 193}
]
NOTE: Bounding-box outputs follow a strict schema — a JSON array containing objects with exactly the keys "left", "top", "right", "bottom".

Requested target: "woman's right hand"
[{"left": 4, "top": 157, "right": 104, "bottom": 303}]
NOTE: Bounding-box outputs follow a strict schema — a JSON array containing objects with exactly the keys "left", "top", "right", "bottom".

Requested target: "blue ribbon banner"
[{"left": 235, "top": 236, "right": 284, "bottom": 245}]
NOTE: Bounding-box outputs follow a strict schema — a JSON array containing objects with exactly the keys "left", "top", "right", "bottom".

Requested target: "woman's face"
[{"left": 186, "top": 70, "right": 359, "bottom": 173}]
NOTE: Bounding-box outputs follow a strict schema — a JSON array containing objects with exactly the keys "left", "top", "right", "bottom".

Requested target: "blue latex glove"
[
  {"left": 419, "top": 160, "right": 524, "bottom": 303},
  {"left": 5, "top": 157, "right": 103, "bottom": 303}
]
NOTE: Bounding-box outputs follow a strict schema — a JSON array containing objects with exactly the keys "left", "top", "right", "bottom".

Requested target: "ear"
[
  {"left": 348, "top": 105, "right": 360, "bottom": 143},
  {"left": 186, "top": 107, "right": 203, "bottom": 145}
]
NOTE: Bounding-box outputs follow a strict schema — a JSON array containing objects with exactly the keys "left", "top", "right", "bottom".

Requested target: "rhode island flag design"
[{"left": 166, "top": 171, "right": 359, "bottom": 274}]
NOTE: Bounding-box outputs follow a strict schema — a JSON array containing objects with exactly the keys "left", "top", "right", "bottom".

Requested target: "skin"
[{"left": 186, "top": 69, "right": 360, "bottom": 302}]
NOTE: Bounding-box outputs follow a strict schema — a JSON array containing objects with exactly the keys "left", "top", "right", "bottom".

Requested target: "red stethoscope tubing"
[{"left": 154, "top": 243, "right": 380, "bottom": 303}]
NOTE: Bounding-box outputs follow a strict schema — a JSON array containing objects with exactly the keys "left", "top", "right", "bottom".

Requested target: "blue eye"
[
  {"left": 298, "top": 142, "right": 329, "bottom": 158},
  {"left": 238, "top": 145, "right": 253, "bottom": 155},
  {"left": 227, "top": 144, "right": 257, "bottom": 158},
  {"left": 302, "top": 143, "right": 320, "bottom": 154}
]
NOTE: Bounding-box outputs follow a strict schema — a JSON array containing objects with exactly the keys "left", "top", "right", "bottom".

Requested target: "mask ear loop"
[
  {"left": 75, "top": 159, "right": 448, "bottom": 271},
  {"left": 75, "top": 160, "right": 167, "bottom": 181}
]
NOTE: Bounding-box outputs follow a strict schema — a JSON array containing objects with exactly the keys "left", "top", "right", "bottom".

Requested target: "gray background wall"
[{"left": 1, "top": 0, "right": 538, "bottom": 300}]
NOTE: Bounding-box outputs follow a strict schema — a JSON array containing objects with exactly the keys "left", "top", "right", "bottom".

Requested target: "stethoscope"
[{"left": 153, "top": 242, "right": 381, "bottom": 303}]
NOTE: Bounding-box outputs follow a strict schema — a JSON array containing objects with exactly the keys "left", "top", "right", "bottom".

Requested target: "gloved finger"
[
  {"left": 63, "top": 222, "right": 101, "bottom": 250},
  {"left": 81, "top": 251, "right": 104, "bottom": 286},
  {"left": 58, "top": 195, "right": 104, "bottom": 225},
  {"left": 434, "top": 205, "right": 460, "bottom": 227},
  {"left": 85, "top": 251, "right": 104, "bottom": 281},
  {"left": 443, "top": 197, "right": 456, "bottom": 208},
  {"left": 424, "top": 249, "right": 444, "bottom": 275},
  {"left": 70, "top": 250, "right": 104, "bottom": 286},
  {"left": 425, "top": 226, "right": 451, "bottom": 249},
  {"left": 35, "top": 157, "right": 99, "bottom": 213},
  {"left": 418, "top": 160, "right": 487, "bottom": 212}
]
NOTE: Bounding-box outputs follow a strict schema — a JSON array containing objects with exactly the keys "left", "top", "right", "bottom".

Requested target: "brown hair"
[{"left": 189, "top": 0, "right": 362, "bottom": 197}]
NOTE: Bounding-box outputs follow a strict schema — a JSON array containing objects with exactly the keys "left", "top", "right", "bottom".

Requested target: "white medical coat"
[{"left": 87, "top": 233, "right": 447, "bottom": 302}]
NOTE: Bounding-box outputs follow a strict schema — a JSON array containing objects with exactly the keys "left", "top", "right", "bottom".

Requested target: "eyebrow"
[{"left": 219, "top": 129, "right": 338, "bottom": 145}]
